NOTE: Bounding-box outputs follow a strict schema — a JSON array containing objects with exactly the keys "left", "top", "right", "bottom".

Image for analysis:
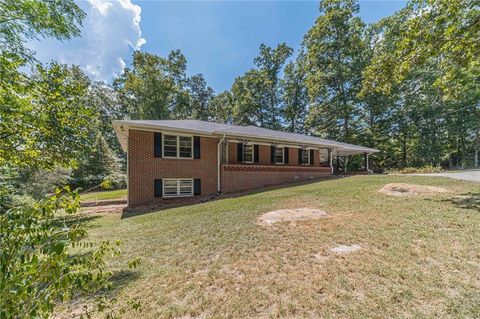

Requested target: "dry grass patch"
[
  {"left": 379, "top": 183, "right": 449, "bottom": 196},
  {"left": 258, "top": 208, "right": 328, "bottom": 226},
  {"left": 59, "top": 175, "right": 480, "bottom": 318}
]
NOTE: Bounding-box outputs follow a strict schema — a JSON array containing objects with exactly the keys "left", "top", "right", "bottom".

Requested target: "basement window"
[{"left": 163, "top": 179, "right": 193, "bottom": 197}]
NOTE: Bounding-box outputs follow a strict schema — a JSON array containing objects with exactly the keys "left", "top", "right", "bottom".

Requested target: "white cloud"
[{"left": 28, "top": 0, "right": 146, "bottom": 82}]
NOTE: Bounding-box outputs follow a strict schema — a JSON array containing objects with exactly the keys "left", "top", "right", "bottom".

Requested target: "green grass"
[
  {"left": 80, "top": 189, "right": 127, "bottom": 202},
  {"left": 68, "top": 176, "right": 480, "bottom": 318}
]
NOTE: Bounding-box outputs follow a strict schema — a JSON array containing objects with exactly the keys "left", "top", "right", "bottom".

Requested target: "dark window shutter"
[
  {"left": 237, "top": 143, "right": 243, "bottom": 163},
  {"left": 284, "top": 147, "right": 289, "bottom": 164},
  {"left": 194, "top": 179, "right": 201, "bottom": 195},
  {"left": 298, "top": 148, "right": 302, "bottom": 164},
  {"left": 154, "top": 132, "right": 162, "bottom": 157},
  {"left": 310, "top": 149, "right": 314, "bottom": 165},
  {"left": 254, "top": 145, "right": 259, "bottom": 163},
  {"left": 154, "top": 179, "right": 162, "bottom": 197},
  {"left": 270, "top": 145, "right": 275, "bottom": 164},
  {"left": 194, "top": 136, "right": 201, "bottom": 159}
]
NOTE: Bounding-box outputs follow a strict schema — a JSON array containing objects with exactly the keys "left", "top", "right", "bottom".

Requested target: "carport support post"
[{"left": 364, "top": 152, "right": 368, "bottom": 171}]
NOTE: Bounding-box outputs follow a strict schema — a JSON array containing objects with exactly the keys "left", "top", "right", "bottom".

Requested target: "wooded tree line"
[{"left": 85, "top": 0, "right": 480, "bottom": 176}]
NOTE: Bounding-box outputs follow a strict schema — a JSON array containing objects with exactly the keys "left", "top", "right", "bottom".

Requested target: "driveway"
[{"left": 412, "top": 169, "right": 480, "bottom": 182}]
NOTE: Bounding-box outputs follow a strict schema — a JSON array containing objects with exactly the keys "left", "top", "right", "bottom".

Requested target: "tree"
[
  {"left": 0, "top": 1, "right": 140, "bottom": 318},
  {"left": 362, "top": 0, "right": 480, "bottom": 97},
  {"left": 281, "top": 60, "right": 308, "bottom": 133},
  {"left": 231, "top": 69, "right": 271, "bottom": 126},
  {"left": 230, "top": 43, "right": 292, "bottom": 129},
  {"left": 1, "top": 57, "right": 95, "bottom": 171},
  {"left": 114, "top": 50, "right": 189, "bottom": 121},
  {"left": 0, "top": 0, "right": 85, "bottom": 61},
  {"left": 87, "top": 82, "right": 126, "bottom": 160},
  {"left": 0, "top": 0, "right": 89, "bottom": 169},
  {"left": 302, "top": 0, "right": 366, "bottom": 143},
  {"left": 73, "top": 132, "right": 121, "bottom": 189},
  {"left": 210, "top": 91, "right": 234, "bottom": 124},
  {"left": 362, "top": 1, "right": 480, "bottom": 168},
  {"left": 254, "top": 43, "right": 293, "bottom": 129},
  {"left": 186, "top": 73, "right": 215, "bottom": 121}
]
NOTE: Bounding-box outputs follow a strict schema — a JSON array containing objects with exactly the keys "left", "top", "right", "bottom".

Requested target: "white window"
[
  {"left": 179, "top": 136, "right": 192, "bottom": 158},
  {"left": 300, "top": 149, "right": 310, "bottom": 165},
  {"left": 163, "top": 179, "right": 193, "bottom": 197},
  {"left": 163, "top": 135, "right": 177, "bottom": 157},
  {"left": 244, "top": 144, "right": 254, "bottom": 163},
  {"left": 163, "top": 134, "right": 193, "bottom": 158},
  {"left": 275, "top": 147, "right": 284, "bottom": 164}
]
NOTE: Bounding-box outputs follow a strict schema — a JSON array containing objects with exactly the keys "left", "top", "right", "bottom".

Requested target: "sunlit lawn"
[
  {"left": 80, "top": 189, "right": 127, "bottom": 202},
  {"left": 70, "top": 175, "right": 480, "bottom": 318}
]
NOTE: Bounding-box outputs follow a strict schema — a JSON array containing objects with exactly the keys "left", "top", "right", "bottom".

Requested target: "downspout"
[
  {"left": 217, "top": 134, "right": 226, "bottom": 193},
  {"left": 126, "top": 128, "right": 129, "bottom": 208},
  {"left": 329, "top": 148, "right": 334, "bottom": 175}
]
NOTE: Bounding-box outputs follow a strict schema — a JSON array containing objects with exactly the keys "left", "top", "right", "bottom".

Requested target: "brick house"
[{"left": 113, "top": 120, "right": 379, "bottom": 208}]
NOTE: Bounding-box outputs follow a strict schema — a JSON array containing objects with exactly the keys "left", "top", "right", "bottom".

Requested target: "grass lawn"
[
  {"left": 72, "top": 175, "right": 480, "bottom": 318},
  {"left": 80, "top": 189, "right": 127, "bottom": 202}
]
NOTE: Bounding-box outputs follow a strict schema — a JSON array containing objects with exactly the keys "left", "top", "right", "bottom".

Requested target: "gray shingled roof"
[{"left": 113, "top": 119, "right": 379, "bottom": 155}]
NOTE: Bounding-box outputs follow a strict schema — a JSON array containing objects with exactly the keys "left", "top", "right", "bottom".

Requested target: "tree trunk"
[
  {"left": 402, "top": 134, "right": 407, "bottom": 168},
  {"left": 475, "top": 129, "right": 479, "bottom": 168}
]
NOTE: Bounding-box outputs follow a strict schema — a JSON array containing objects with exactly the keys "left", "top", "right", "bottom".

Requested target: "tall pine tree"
[{"left": 302, "top": 0, "right": 366, "bottom": 143}]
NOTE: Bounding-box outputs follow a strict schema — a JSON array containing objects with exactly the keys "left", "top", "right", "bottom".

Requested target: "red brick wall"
[
  {"left": 128, "top": 131, "right": 331, "bottom": 207},
  {"left": 221, "top": 164, "right": 330, "bottom": 194},
  {"left": 128, "top": 129, "right": 218, "bottom": 207}
]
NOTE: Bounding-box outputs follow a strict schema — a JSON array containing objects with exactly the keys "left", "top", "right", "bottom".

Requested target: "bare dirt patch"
[
  {"left": 258, "top": 208, "right": 328, "bottom": 225},
  {"left": 81, "top": 204, "right": 126, "bottom": 214},
  {"left": 330, "top": 244, "right": 361, "bottom": 254},
  {"left": 379, "top": 183, "right": 449, "bottom": 196}
]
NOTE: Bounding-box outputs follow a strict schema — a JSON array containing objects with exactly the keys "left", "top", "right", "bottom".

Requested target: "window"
[
  {"left": 244, "top": 144, "right": 254, "bottom": 163},
  {"left": 163, "top": 135, "right": 193, "bottom": 158},
  {"left": 300, "top": 149, "right": 310, "bottom": 165},
  {"left": 163, "top": 179, "right": 193, "bottom": 197},
  {"left": 179, "top": 136, "right": 192, "bottom": 158},
  {"left": 275, "top": 147, "right": 284, "bottom": 164}
]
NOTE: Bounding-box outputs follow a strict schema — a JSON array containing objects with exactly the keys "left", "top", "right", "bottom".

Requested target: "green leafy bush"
[
  {"left": 100, "top": 179, "right": 113, "bottom": 190},
  {"left": 0, "top": 187, "right": 141, "bottom": 318},
  {"left": 386, "top": 165, "right": 443, "bottom": 174},
  {"left": 102, "top": 173, "right": 127, "bottom": 190}
]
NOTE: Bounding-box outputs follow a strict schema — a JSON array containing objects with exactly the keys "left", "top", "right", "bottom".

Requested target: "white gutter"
[{"left": 217, "top": 134, "right": 226, "bottom": 193}]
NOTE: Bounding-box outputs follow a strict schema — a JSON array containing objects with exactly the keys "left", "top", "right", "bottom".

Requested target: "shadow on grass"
[
  {"left": 52, "top": 214, "right": 102, "bottom": 229},
  {"left": 442, "top": 192, "right": 480, "bottom": 212},
  {"left": 59, "top": 269, "right": 141, "bottom": 317},
  {"left": 121, "top": 176, "right": 345, "bottom": 219},
  {"left": 108, "top": 269, "right": 141, "bottom": 293}
]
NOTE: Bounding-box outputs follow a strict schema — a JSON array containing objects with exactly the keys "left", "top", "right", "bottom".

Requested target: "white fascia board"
[{"left": 112, "top": 120, "right": 216, "bottom": 152}]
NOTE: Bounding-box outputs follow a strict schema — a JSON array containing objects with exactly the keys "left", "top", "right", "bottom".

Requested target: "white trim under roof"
[{"left": 112, "top": 120, "right": 379, "bottom": 156}]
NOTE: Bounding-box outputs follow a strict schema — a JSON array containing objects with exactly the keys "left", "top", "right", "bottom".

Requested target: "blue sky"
[
  {"left": 135, "top": 0, "right": 407, "bottom": 93},
  {"left": 30, "top": 0, "right": 407, "bottom": 92}
]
